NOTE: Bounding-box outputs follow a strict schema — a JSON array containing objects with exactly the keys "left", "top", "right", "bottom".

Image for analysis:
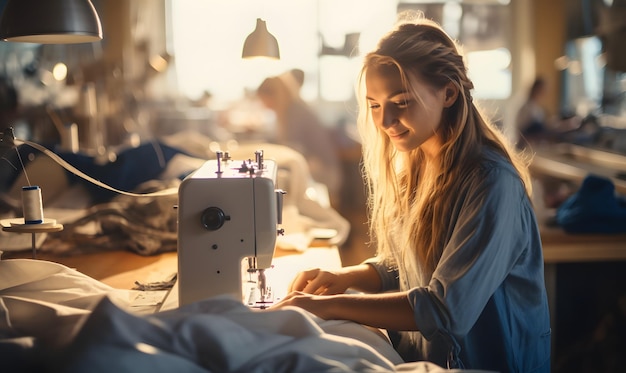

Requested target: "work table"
[
  {"left": 1, "top": 245, "right": 342, "bottom": 303},
  {"left": 528, "top": 142, "right": 626, "bottom": 262},
  {"left": 529, "top": 142, "right": 626, "bottom": 194},
  {"left": 529, "top": 142, "right": 626, "bottom": 365},
  {"left": 540, "top": 224, "right": 626, "bottom": 263}
]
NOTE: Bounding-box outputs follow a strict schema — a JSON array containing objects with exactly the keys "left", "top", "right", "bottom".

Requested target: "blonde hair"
[{"left": 357, "top": 14, "right": 533, "bottom": 288}]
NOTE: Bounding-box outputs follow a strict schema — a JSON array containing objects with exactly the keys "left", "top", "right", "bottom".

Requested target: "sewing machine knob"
[{"left": 201, "top": 207, "right": 230, "bottom": 230}]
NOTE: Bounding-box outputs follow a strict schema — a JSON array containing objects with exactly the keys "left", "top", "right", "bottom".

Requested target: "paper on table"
[{"left": 265, "top": 247, "right": 343, "bottom": 302}]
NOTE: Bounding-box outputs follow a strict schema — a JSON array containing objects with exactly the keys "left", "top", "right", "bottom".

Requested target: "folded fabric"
[{"left": 556, "top": 174, "right": 626, "bottom": 233}]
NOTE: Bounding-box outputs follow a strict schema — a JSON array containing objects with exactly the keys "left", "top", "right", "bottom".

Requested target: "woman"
[
  {"left": 256, "top": 70, "right": 342, "bottom": 203},
  {"left": 272, "top": 14, "right": 551, "bottom": 373},
  {"left": 515, "top": 76, "right": 548, "bottom": 147}
]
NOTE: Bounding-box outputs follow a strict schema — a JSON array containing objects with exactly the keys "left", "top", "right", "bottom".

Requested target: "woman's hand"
[
  {"left": 288, "top": 268, "right": 350, "bottom": 295},
  {"left": 271, "top": 291, "right": 333, "bottom": 319},
  {"left": 288, "top": 264, "right": 383, "bottom": 295}
]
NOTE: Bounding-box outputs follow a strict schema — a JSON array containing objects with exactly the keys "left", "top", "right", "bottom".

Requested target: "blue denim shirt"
[{"left": 367, "top": 151, "right": 551, "bottom": 372}]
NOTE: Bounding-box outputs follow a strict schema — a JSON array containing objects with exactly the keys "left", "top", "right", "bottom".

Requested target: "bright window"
[
  {"left": 170, "top": 1, "right": 512, "bottom": 108},
  {"left": 170, "top": 0, "right": 396, "bottom": 107},
  {"left": 398, "top": 0, "right": 513, "bottom": 100}
]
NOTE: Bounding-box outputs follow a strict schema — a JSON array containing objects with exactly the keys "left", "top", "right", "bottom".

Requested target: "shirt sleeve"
[
  {"left": 408, "top": 165, "right": 533, "bottom": 339},
  {"left": 362, "top": 257, "right": 399, "bottom": 292}
]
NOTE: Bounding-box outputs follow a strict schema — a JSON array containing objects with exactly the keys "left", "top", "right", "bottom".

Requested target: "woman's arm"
[
  {"left": 274, "top": 291, "right": 418, "bottom": 331},
  {"left": 276, "top": 263, "right": 419, "bottom": 331}
]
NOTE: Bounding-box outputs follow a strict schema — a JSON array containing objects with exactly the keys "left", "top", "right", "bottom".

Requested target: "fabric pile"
[
  {"left": 1, "top": 258, "right": 491, "bottom": 373},
  {"left": 43, "top": 179, "right": 181, "bottom": 256},
  {"left": 556, "top": 174, "right": 626, "bottom": 234}
]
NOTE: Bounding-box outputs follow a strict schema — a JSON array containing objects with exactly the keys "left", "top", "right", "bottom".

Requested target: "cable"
[{"left": 15, "top": 138, "right": 178, "bottom": 198}]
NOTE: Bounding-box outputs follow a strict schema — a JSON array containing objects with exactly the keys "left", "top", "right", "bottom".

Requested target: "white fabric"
[
  {"left": 0, "top": 259, "right": 490, "bottom": 372},
  {"left": 0, "top": 259, "right": 130, "bottom": 349},
  {"left": 60, "top": 296, "right": 404, "bottom": 372}
]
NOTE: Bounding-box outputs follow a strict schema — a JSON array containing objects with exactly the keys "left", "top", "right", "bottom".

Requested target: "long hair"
[{"left": 356, "top": 14, "right": 533, "bottom": 289}]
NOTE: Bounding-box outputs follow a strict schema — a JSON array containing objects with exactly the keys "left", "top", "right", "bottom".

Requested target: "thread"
[
  {"left": 22, "top": 185, "right": 44, "bottom": 224},
  {"left": 14, "top": 146, "right": 31, "bottom": 186}
]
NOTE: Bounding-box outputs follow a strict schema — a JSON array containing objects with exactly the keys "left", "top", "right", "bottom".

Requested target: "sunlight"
[
  {"left": 467, "top": 48, "right": 512, "bottom": 99},
  {"left": 170, "top": 0, "right": 396, "bottom": 107}
]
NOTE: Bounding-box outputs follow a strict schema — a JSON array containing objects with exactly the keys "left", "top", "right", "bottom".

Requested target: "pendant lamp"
[
  {"left": 242, "top": 18, "right": 280, "bottom": 60},
  {"left": 0, "top": 0, "right": 102, "bottom": 44}
]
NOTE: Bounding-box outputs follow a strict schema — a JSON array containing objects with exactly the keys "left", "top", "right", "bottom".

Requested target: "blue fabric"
[
  {"left": 59, "top": 142, "right": 190, "bottom": 203},
  {"left": 1, "top": 141, "right": 190, "bottom": 203},
  {"left": 556, "top": 175, "right": 626, "bottom": 234}
]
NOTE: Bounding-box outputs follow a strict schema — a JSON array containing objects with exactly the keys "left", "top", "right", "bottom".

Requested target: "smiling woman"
[
  {"left": 365, "top": 62, "right": 454, "bottom": 154},
  {"left": 270, "top": 12, "right": 551, "bottom": 372}
]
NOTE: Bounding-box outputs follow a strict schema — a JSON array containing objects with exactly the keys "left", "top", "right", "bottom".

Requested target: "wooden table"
[
  {"left": 1, "top": 244, "right": 343, "bottom": 315},
  {"left": 541, "top": 224, "right": 626, "bottom": 263},
  {"left": 541, "top": 225, "right": 626, "bottom": 309},
  {"left": 540, "top": 224, "right": 626, "bottom": 317},
  {"left": 1, "top": 249, "right": 174, "bottom": 288},
  {"left": 1, "top": 218, "right": 64, "bottom": 259},
  {"left": 528, "top": 143, "right": 626, "bottom": 358},
  {"left": 539, "top": 224, "right": 626, "bottom": 363},
  {"left": 529, "top": 144, "right": 626, "bottom": 194}
]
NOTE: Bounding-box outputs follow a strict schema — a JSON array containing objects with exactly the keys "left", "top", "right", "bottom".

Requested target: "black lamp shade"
[
  {"left": 0, "top": 0, "right": 102, "bottom": 44},
  {"left": 242, "top": 18, "right": 280, "bottom": 60}
]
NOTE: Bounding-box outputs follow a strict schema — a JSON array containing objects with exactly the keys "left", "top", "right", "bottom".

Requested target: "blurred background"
[
  {"left": 1, "top": 2, "right": 626, "bottom": 371},
  {"left": 3, "top": 0, "right": 624, "bottom": 249},
  {"left": 3, "top": 1, "right": 624, "bottom": 162}
]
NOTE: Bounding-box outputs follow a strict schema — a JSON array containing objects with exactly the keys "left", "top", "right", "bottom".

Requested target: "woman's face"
[{"left": 365, "top": 64, "right": 452, "bottom": 154}]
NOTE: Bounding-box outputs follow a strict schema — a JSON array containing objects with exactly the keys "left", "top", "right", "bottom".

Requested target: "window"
[
  {"left": 170, "top": 1, "right": 513, "bottom": 109},
  {"left": 169, "top": 0, "right": 395, "bottom": 107},
  {"left": 398, "top": 0, "right": 513, "bottom": 100}
]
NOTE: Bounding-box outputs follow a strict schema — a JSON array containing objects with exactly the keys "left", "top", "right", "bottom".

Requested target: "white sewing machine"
[{"left": 177, "top": 150, "right": 285, "bottom": 307}]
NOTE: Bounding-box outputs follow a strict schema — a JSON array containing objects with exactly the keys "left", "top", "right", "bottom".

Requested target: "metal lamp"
[
  {"left": 0, "top": 0, "right": 102, "bottom": 44},
  {"left": 242, "top": 18, "right": 280, "bottom": 60}
]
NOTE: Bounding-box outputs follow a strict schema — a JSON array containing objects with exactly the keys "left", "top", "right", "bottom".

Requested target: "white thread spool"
[{"left": 22, "top": 186, "right": 44, "bottom": 224}]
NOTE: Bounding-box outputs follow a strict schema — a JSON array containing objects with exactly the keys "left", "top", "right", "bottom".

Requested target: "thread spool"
[{"left": 22, "top": 186, "right": 44, "bottom": 224}]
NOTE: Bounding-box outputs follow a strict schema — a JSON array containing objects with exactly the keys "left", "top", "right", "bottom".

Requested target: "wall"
[{"left": 532, "top": 0, "right": 567, "bottom": 118}]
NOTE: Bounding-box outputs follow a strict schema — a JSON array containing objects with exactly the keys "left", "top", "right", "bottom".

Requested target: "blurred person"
[
  {"left": 256, "top": 69, "right": 342, "bottom": 205},
  {"left": 516, "top": 77, "right": 582, "bottom": 149},
  {"left": 271, "top": 13, "right": 551, "bottom": 373},
  {"left": 516, "top": 76, "right": 548, "bottom": 143}
]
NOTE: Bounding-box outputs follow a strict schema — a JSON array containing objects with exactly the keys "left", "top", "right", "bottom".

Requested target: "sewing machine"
[{"left": 177, "top": 150, "right": 285, "bottom": 307}]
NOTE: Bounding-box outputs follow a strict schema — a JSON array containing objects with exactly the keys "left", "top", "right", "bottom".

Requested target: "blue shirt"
[{"left": 367, "top": 151, "right": 551, "bottom": 372}]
